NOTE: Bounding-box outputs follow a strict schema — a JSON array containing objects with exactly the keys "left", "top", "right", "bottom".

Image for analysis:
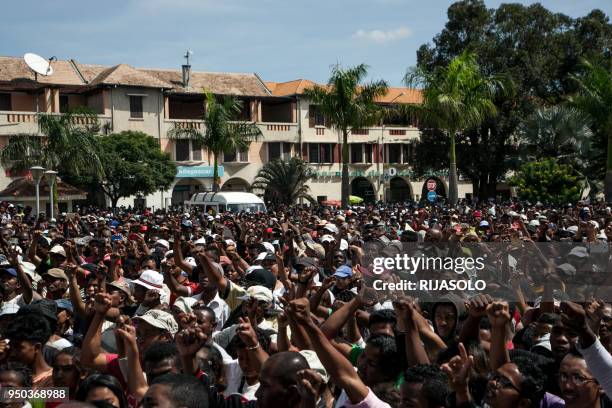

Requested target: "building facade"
[{"left": 0, "top": 56, "right": 472, "bottom": 209}]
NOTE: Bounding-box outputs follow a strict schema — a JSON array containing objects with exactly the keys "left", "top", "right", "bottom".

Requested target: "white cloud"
[{"left": 352, "top": 26, "right": 412, "bottom": 43}]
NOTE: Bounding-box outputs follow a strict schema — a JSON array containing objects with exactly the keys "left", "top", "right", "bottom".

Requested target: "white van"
[{"left": 184, "top": 192, "right": 266, "bottom": 213}]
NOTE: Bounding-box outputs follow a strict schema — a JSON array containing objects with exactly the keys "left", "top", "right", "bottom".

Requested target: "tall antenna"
[{"left": 184, "top": 50, "right": 193, "bottom": 66}]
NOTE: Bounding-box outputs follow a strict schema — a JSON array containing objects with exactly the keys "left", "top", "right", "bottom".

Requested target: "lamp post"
[
  {"left": 44, "top": 170, "right": 57, "bottom": 220},
  {"left": 30, "top": 166, "right": 45, "bottom": 218}
]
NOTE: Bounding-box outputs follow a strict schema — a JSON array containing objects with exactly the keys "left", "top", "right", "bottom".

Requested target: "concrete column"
[
  {"left": 52, "top": 89, "right": 60, "bottom": 113},
  {"left": 164, "top": 95, "right": 170, "bottom": 119},
  {"left": 43, "top": 88, "right": 53, "bottom": 112}
]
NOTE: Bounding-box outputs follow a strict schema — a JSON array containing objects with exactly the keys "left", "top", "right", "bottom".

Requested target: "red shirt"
[{"left": 170, "top": 280, "right": 200, "bottom": 305}]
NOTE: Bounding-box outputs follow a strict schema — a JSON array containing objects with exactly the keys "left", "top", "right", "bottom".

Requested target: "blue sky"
[{"left": 2, "top": 0, "right": 610, "bottom": 86}]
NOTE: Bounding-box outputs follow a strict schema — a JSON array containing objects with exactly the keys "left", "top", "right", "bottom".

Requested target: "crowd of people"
[{"left": 0, "top": 198, "right": 611, "bottom": 408}]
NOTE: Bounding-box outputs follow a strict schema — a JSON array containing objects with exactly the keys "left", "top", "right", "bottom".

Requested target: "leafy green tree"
[
  {"left": 304, "top": 64, "right": 388, "bottom": 208},
  {"left": 251, "top": 158, "right": 315, "bottom": 205},
  {"left": 517, "top": 105, "right": 592, "bottom": 162},
  {"left": 96, "top": 131, "right": 176, "bottom": 208},
  {"left": 510, "top": 159, "right": 583, "bottom": 206},
  {"left": 414, "top": 0, "right": 612, "bottom": 198},
  {"left": 0, "top": 108, "right": 103, "bottom": 178},
  {"left": 169, "top": 92, "right": 261, "bottom": 191},
  {"left": 569, "top": 61, "right": 612, "bottom": 201},
  {"left": 405, "top": 51, "right": 509, "bottom": 205}
]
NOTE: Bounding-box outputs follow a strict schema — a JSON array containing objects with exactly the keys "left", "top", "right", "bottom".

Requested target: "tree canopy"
[
  {"left": 413, "top": 0, "right": 612, "bottom": 198},
  {"left": 96, "top": 131, "right": 176, "bottom": 208},
  {"left": 510, "top": 159, "right": 583, "bottom": 206}
]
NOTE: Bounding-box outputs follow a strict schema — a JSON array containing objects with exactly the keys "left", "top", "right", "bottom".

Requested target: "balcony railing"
[{"left": 0, "top": 111, "right": 111, "bottom": 136}]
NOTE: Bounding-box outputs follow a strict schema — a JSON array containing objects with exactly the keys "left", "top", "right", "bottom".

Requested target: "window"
[
  {"left": 351, "top": 144, "right": 363, "bottom": 163},
  {"left": 0, "top": 93, "right": 11, "bottom": 111},
  {"left": 283, "top": 142, "right": 291, "bottom": 159},
  {"left": 314, "top": 109, "right": 325, "bottom": 126},
  {"left": 268, "top": 142, "right": 281, "bottom": 161},
  {"left": 59, "top": 95, "right": 69, "bottom": 113},
  {"left": 364, "top": 144, "right": 373, "bottom": 163},
  {"left": 387, "top": 143, "right": 401, "bottom": 163},
  {"left": 192, "top": 140, "right": 202, "bottom": 161},
  {"left": 402, "top": 144, "right": 412, "bottom": 164},
  {"left": 309, "top": 105, "right": 326, "bottom": 127},
  {"left": 268, "top": 142, "right": 292, "bottom": 161},
  {"left": 175, "top": 139, "right": 190, "bottom": 161},
  {"left": 129, "top": 96, "right": 143, "bottom": 119},
  {"left": 308, "top": 143, "right": 333, "bottom": 163},
  {"left": 224, "top": 147, "right": 248, "bottom": 163}
]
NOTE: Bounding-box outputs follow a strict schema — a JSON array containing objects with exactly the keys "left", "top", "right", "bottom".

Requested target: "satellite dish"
[{"left": 24, "top": 53, "right": 54, "bottom": 77}]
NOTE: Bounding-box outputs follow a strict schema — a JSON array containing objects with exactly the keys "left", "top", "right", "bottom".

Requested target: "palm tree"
[
  {"left": 569, "top": 60, "right": 612, "bottom": 202},
  {"left": 169, "top": 92, "right": 262, "bottom": 191},
  {"left": 251, "top": 158, "right": 315, "bottom": 205},
  {"left": 304, "top": 64, "right": 388, "bottom": 208},
  {"left": 404, "top": 51, "right": 509, "bottom": 205},
  {"left": 0, "top": 108, "right": 104, "bottom": 179},
  {"left": 517, "top": 105, "right": 592, "bottom": 161}
]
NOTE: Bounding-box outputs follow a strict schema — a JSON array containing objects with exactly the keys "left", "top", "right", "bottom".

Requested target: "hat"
[
  {"left": 339, "top": 239, "right": 349, "bottom": 251},
  {"left": 556, "top": 263, "right": 577, "bottom": 277},
  {"left": 566, "top": 225, "right": 578, "bottom": 234},
  {"left": 173, "top": 296, "right": 197, "bottom": 314},
  {"left": 135, "top": 309, "right": 178, "bottom": 335},
  {"left": 473, "top": 210, "right": 482, "bottom": 218},
  {"left": 261, "top": 252, "right": 276, "bottom": 262},
  {"left": 0, "top": 303, "right": 19, "bottom": 318},
  {"left": 184, "top": 257, "right": 197, "bottom": 268},
  {"left": 335, "top": 215, "right": 346, "bottom": 223},
  {"left": 181, "top": 219, "right": 193, "bottom": 228},
  {"left": 295, "top": 257, "right": 317, "bottom": 268},
  {"left": 568, "top": 246, "right": 588, "bottom": 259},
  {"left": 134, "top": 270, "right": 164, "bottom": 291},
  {"left": 527, "top": 220, "right": 540, "bottom": 231},
  {"left": 304, "top": 241, "right": 325, "bottom": 259},
  {"left": 299, "top": 350, "right": 329, "bottom": 383},
  {"left": 479, "top": 220, "right": 490, "bottom": 227},
  {"left": 107, "top": 280, "right": 133, "bottom": 297},
  {"left": 225, "top": 239, "right": 237, "bottom": 247},
  {"left": 49, "top": 245, "right": 67, "bottom": 258},
  {"left": 333, "top": 265, "right": 353, "bottom": 278},
  {"left": 81, "top": 263, "right": 100, "bottom": 275},
  {"left": 256, "top": 252, "right": 267, "bottom": 261},
  {"left": 0, "top": 267, "right": 17, "bottom": 277},
  {"left": 155, "top": 239, "right": 170, "bottom": 249},
  {"left": 238, "top": 285, "right": 273, "bottom": 303},
  {"left": 44, "top": 268, "right": 68, "bottom": 281},
  {"left": 19, "top": 262, "right": 38, "bottom": 281},
  {"left": 320, "top": 235, "right": 335, "bottom": 244},
  {"left": 244, "top": 266, "right": 277, "bottom": 290},
  {"left": 262, "top": 242, "right": 275, "bottom": 254},
  {"left": 323, "top": 224, "right": 339, "bottom": 234},
  {"left": 194, "top": 237, "right": 207, "bottom": 246},
  {"left": 55, "top": 299, "right": 73, "bottom": 314}
]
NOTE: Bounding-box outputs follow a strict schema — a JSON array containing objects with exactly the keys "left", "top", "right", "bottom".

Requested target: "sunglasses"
[{"left": 487, "top": 372, "right": 521, "bottom": 393}]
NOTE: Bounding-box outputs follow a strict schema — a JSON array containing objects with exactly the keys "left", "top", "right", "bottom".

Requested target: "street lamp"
[
  {"left": 30, "top": 166, "right": 45, "bottom": 218},
  {"left": 44, "top": 170, "right": 57, "bottom": 220}
]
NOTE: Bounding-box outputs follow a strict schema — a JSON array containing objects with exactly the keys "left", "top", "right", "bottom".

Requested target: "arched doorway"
[
  {"left": 350, "top": 177, "right": 375, "bottom": 203},
  {"left": 171, "top": 178, "right": 206, "bottom": 206},
  {"left": 389, "top": 177, "right": 412, "bottom": 203},
  {"left": 420, "top": 176, "right": 447, "bottom": 202},
  {"left": 220, "top": 178, "right": 250, "bottom": 192}
]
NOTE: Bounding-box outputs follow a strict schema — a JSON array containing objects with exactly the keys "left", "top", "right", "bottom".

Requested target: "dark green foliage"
[
  {"left": 251, "top": 158, "right": 315, "bottom": 205},
  {"left": 510, "top": 159, "right": 583, "bottom": 206}
]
